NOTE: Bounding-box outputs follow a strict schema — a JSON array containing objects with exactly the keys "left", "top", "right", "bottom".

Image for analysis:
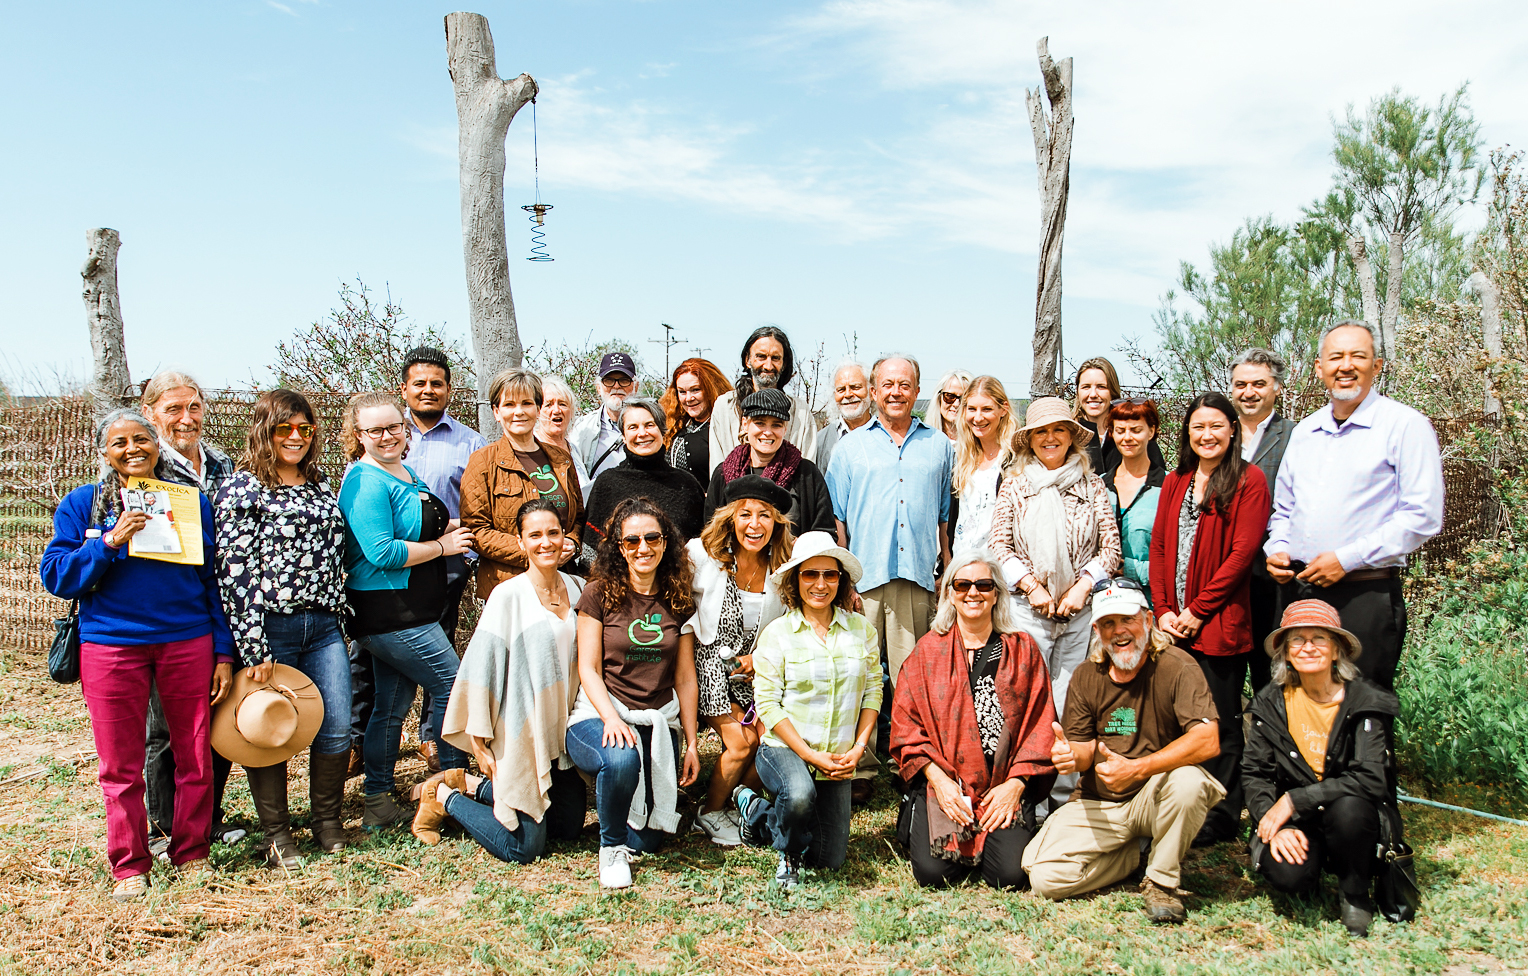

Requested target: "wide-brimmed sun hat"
[
  {"left": 770, "top": 530, "right": 863, "bottom": 588},
  {"left": 1017, "top": 396, "right": 1093, "bottom": 446},
  {"left": 211, "top": 663, "right": 325, "bottom": 767},
  {"left": 1263, "top": 598, "right": 1361, "bottom": 660}
]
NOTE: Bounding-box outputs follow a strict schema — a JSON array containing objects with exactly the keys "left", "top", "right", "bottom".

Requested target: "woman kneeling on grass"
[
  {"left": 733, "top": 531, "right": 882, "bottom": 891},
  {"left": 413, "top": 500, "right": 589, "bottom": 861},
  {"left": 566, "top": 497, "right": 701, "bottom": 889},
  {"left": 890, "top": 550, "right": 1057, "bottom": 891}
]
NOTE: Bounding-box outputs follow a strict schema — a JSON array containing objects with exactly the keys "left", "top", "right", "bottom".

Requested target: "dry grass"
[{"left": 1, "top": 647, "right": 1526, "bottom": 976}]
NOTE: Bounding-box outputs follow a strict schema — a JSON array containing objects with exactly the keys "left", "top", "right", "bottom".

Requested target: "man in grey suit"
[{"left": 1230, "top": 348, "right": 1297, "bottom": 691}]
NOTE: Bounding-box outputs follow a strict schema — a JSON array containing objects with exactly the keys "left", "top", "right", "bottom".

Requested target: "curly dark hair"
[
  {"left": 589, "top": 497, "right": 695, "bottom": 617},
  {"left": 776, "top": 558, "right": 856, "bottom": 613}
]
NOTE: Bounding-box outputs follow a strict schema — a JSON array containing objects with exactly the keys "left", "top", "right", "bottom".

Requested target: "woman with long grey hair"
[{"left": 41, "top": 407, "right": 236, "bottom": 900}]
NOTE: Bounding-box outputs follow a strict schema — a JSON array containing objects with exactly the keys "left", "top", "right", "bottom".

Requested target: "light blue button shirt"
[{"left": 825, "top": 416, "right": 952, "bottom": 592}]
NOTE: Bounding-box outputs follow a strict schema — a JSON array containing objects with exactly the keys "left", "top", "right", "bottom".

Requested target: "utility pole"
[{"left": 648, "top": 322, "right": 686, "bottom": 378}]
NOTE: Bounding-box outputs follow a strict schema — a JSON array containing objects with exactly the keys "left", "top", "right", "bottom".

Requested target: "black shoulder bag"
[
  {"left": 1374, "top": 800, "right": 1419, "bottom": 923},
  {"left": 49, "top": 600, "right": 82, "bottom": 684}
]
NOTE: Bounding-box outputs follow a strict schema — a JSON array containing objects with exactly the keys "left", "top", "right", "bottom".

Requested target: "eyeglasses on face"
[
  {"left": 1290, "top": 634, "right": 1333, "bottom": 650},
  {"left": 1091, "top": 576, "right": 1145, "bottom": 594},
  {"left": 939, "top": 391, "right": 962, "bottom": 405},
  {"left": 274, "top": 422, "right": 316, "bottom": 440},
  {"left": 619, "top": 531, "right": 665, "bottom": 551},
  {"left": 799, "top": 569, "right": 841, "bottom": 583},
  {"left": 950, "top": 578, "right": 997, "bottom": 594},
  {"left": 359, "top": 423, "right": 406, "bottom": 439}
]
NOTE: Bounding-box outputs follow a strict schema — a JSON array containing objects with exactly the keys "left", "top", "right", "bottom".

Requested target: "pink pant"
[{"left": 79, "top": 635, "right": 214, "bottom": 878}]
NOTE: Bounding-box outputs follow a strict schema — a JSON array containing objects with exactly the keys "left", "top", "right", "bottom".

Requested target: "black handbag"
[
  {"left": 48, "top": 600, "right": 82, "bottom": 684},
  {"left": 1374, "top": 801, "right": 1420, "bottom": 923}
]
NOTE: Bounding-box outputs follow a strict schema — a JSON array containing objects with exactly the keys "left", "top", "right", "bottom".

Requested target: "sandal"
[{"left": 111, "top": 873, "right": 150, "bottom": 902}]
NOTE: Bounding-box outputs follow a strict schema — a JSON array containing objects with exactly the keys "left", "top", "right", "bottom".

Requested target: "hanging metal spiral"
[{"left": 522, "top": 203, "right": 554, "bottom": 262}]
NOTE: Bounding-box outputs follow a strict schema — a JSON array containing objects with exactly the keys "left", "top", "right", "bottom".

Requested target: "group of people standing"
[{"left": 44, "top": 319, "right": 1442, "bottom": 937}]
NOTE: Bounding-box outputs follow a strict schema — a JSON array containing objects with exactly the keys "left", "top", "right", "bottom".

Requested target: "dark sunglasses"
[
  {"left": 799, "top": 568, "right": 841, "bottom": 583},
  {"left": 950, "top": 578, "right": 998, "bottom": 594},
  {"left": 1110, "top": 397, "right": 1149, "bottom": 407},
  {"left": 274, "top": 422, "right": 316, "bottom": 440},
  {"left": 939, "top": 391, "right": 962, "bottom": 404},
  {"left": 619, "top": 531, "right": 665, "bottom": 551},
  {"left": 1091, "top": 576, "right": 1145, "bottom": 594}
]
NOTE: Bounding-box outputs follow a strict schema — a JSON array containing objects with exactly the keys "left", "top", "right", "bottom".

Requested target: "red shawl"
[
  {"left": 890, "top": 629, "right": 1057, "bottom": 862},
  {"left": 720, "top": 440, "right": 803, "bottom": 489}
]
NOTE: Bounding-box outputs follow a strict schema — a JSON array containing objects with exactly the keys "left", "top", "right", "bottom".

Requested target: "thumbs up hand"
[
  {"left": 1094, "top": 741, "right": 1143, "bottom": 794},
  {"left": 1050, "top": 723, "right": 1077, "bottom": 776}
]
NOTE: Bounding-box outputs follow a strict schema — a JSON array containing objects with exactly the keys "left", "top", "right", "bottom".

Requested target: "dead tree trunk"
[
  {"left": 81, "top": 228, "right": 133, "bottom": 427},
  {"left": 1025, "top": 38, "right": 1073, "bottom": 398},
  {"left": 1346, "top": 234, "right": 1382, "bottom": 333},
  {"left": 445, "top": 11, "right": 538, "bottom": 438},
  {"left": 1469, "top": 270, "right": 1503, "bottom": 420}
]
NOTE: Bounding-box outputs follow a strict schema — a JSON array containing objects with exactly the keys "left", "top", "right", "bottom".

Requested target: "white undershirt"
[
  {"left": 739, "top": 589, "right": 765, "bottom": 631},
  {"left": 1242, "top": 418, "right": 1268, "bottom": 461}
]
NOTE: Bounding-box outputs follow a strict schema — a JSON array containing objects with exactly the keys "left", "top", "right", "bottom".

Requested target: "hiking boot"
[
  {"left": 363, "top": 791, "right": 410, "bottom": 830},
  {"left": 695, "top": 809, "right": 742, "bottom": 847},
  {"left": 599, "top": 845, "right": 636, "bottom": 889},
  {"left": 111, "top": 873, "right": 150, "bottom": 902},
  {"left": 732, "top": 786, "right": 767, "bottom": 847},
  {"left": 774, "top": 853, "right": 803, "bottom": 891},
  {"left": 1141, "top": 878, "right": 1186, "bottom": 924},
  {"left": 1338, "top": 892, "right": 1375, "bottom": 937}
]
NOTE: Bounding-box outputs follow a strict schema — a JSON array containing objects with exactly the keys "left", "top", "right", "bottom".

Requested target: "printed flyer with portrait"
[{"left": 120, "top": 477, "right": 204, "bottom": 565}]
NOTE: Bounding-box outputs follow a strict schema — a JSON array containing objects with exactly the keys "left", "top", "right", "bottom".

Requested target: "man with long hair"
[{"left": 706, "top": 327, "right": 819, "bottom": 474}]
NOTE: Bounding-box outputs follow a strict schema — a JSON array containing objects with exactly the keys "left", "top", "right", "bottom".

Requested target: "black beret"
[{"left": 723, "top": 473, "right": 793, "bottom": 513}]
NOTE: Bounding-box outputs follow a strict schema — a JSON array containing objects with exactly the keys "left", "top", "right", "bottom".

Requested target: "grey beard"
[
  {"left": 1331, "top": 386, "right": 1363, "bottom": 402},
  {"left": 838, "top": 398, "right": 869, "bottom": 421},
  {"left": 1107, "top": 638, "right": 1148, "bottom": 673},
  {"left": 750, "top": 368, "right": 781, "bottom": 389},
  {"left": 602, "top": 393, "right": 626, "bottom": 415}
]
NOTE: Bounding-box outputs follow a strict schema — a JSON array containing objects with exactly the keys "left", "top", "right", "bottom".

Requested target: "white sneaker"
[
  {"left": 598, "top": 845, "right": 635, "bottom": 889},
  {"left": 695, "top": 809, "right": 742, "bottom": 847}
]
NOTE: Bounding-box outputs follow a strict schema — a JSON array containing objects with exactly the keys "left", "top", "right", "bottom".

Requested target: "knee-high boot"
[
  {"left": 308, "top": 751, "right": 351, "bottom": 853},
  {"left": 245, "top": 762, "right": 303, "bottom": 870}
]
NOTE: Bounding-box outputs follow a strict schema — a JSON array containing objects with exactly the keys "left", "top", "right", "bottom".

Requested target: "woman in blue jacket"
[
  {"left": 338, "top": 392, "right": 476, "bottom": 828},
  {"left": 41, "top": 408, "right": 235, "bottom": 902}
]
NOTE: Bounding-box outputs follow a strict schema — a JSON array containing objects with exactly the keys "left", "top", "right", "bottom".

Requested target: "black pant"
[
  {"left": 1189, "top": 649, "right": 1249, "bottom": 841},
  {"left": 145, "top": 682, "right": 234, "bottom": 838},
  {"left": 1279, "top": 576, "right": 1406, "bottom": 690},
  {"left": 906, "top": 788, "right": 1034, "bottom": 891},
  {"left": 1248, "top": 575, "right": 1279, "bottom": 692},
  {"left": 349, "top": 571, "right": 472, "bottom": 746},
  {"left": 1257, "top": 795, "right": 1379, "bottom": 901}
]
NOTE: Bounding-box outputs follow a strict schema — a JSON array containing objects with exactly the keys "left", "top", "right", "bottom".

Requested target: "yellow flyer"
[{"left": 121, "top": 477, "right": 205, "bottom": 565}]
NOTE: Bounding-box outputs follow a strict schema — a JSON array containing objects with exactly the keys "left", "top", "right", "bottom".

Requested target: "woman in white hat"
[
  {"left": 732, "top": 531, "right": 883, "bottom": 891},
  {"left": 988, "top": 396, "right": 1120, "bottom": 808}
]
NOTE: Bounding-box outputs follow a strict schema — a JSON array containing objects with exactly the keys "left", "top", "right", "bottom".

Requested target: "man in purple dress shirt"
[{"left": 1264, "top": 321, "right": 1444, "bottom": 689}]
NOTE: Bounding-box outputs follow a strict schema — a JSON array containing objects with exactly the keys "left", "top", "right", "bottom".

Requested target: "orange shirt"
[{"left": 1284, "top": 684, "right": 1341, "bottom": 779}]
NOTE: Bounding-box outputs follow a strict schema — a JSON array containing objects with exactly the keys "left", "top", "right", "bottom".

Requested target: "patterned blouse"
[
  {"left": 214, "top": 470, "right": 348, "bottom": 667},
  {"left": 987, "top": 464, "right": 1121, "bottom": 595},
  {"left": 1174, "top": 487, "right": 1200, "bottom": 610}
]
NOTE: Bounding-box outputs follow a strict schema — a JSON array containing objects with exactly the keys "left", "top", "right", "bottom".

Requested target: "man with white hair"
[
  {"left": 1022, "top": 579, "right": 1222, "bottom": 924},
  {"left": 1265, "top": 320, "right": 1444, "bottom": 690},
  {"left": 570, "top": 352, "right": 639, "bottom": 494},
  {"left": 814, "top": 360, "right": 873, "bottom": 473}
]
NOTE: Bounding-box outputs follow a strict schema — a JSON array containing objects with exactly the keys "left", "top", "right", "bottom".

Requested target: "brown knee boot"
[
  {"left": 245, "top": 762, "right": 303, "bottom": 870},
  {"left": 308, "top": 751, "right": 351, "bottom": 853}
]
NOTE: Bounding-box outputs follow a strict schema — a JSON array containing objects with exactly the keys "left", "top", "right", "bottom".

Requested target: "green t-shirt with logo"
[
  {"left": 1062, "top": 644, "right": 1217, "bottom": 802},
  {"left": 575, "top": 579, "right": 680, "bottom": 711},
  {"left": 515, "top": 447, "right": 568, "bottom": 514}
]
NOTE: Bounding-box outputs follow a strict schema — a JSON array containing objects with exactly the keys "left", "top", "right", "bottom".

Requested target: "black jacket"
[
  {"left": 703, "top": 457, "right": 836, "bottom": 537},
  {"left": 1242, "top": 675, "right": 1399, "bottom": 831},
  {"left": 1080, "top": 418, "right": 1166, "bottom": 475}
]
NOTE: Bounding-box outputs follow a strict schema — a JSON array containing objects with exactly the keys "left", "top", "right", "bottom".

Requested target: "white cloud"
[{"left": 263, "top": 0, "right": 297, "bottom": 16}]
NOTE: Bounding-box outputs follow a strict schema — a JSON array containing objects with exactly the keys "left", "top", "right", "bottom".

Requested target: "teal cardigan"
[
  {"left": 1104, "top": 458, "right": 1166, "bottom": 599},
  {"left": 339, "top": 460, "right": 448, "bottom": 636}
]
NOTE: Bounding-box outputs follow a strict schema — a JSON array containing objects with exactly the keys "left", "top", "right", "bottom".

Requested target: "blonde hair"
[
  {"left": 699, "top": 499, "right": 796, "bottom": 576},
  {"left": 343, "top": 391, "right": 407, "bottom": 461},
  {"left": 1086, "top": 611, "right": 1174, "bottom": 665},
  {"left": 952, "top": 375, "right": 1017, "bottom": 495}
]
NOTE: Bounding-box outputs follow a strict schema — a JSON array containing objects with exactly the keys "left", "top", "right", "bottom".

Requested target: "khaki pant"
[
  {"left": 861, "top": 579, "right": 934, "bottom": 687},
  {"left": 1021, "top": 765, "right": 1225, "bottom": 898}
]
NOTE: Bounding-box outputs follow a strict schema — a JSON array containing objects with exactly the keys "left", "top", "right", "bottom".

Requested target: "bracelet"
[{"left": 437, "top": 539, "right": 446, "bottom": 557}]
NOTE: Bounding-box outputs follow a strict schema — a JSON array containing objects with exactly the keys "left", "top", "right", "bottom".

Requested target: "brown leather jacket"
[{"left": 460, "top": 437, "right": 584, "bottom": 599}]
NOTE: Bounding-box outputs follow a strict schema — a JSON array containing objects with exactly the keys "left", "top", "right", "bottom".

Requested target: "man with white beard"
[
  {"left": 570, "top": 352, "right": 639, "bottom": 498},
  {"left": 707, "top": 327, "right": 818, "bottom": 474},
  {"left": 814, "top": 360, "right": 873, "bottom": 472},
  {"left": 1022, "top": 580, "right": 1222, "bottom": 924},
  {"left": 1265, "top": 320, "right": 1443, "bottom": 690}
]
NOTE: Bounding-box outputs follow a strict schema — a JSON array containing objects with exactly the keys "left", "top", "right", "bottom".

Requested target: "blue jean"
[
  {"left": 743, "top": 745, "right": 853, "bottom": 868},
  {"left": 565, "top": 718, "right": 676, "bottom": 852},
  {"left": 262, "top": 610, "right": 353, "bottom": 756},
  {"left": 444, "top": 766, "right": 587, "bottom": 864},
  {"left": 360, "top": 622, "right": 468, "bottom": 795}
]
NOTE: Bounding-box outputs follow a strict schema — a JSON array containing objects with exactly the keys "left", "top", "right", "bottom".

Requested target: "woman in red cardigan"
[{"left": 1149, "top": 392, "right": 1270, "bottom": 847}]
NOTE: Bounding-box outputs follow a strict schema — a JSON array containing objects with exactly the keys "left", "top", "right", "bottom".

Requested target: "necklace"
[
  {"left": 735, "top": 558, "right": 764, "bottom": 592},
  {"left": 531, "top": 574, "right": 565, "bottom": 608}
]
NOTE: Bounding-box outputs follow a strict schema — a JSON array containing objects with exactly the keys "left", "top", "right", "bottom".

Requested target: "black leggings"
[
  {"left": 906, "top": 789, "right": 1035, "bottom": 891},
  {"left": 1257, "top": 794, "right": 1379, "bottom": 900}
]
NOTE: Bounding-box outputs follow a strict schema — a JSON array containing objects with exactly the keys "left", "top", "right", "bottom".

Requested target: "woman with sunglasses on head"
[
  {"left": 933, "top": 369, "right": 973, "bottom": 440},
  {"left": 948, "top": 376, "right": 1016, "bottom": 556},
  {"left": 214, "top": 390, "right": 352, "bottom": 867},
  {"left": 1102, "top": 398, "right": 1166, "bottom": 601},
  {"left": 583, "top": 398, "right": 706, "bottom": 560},
  {"left": 684, "top": 475, "right": 795, "bottom": 846},
  {"left": 338, "top": 392, "right": 476, "bottom": 829},
  {"left": 1149, "top": 392, "right": 1270, "bottom": 846},
  {"left": 1071, "top": 358, "right": 1165, "bottom": 474},
  {"left": 732, "top": 532, "right": 882, "bottom": 891},
  {"left": 566, "top": 497, "right": 700, "bottom": 889},
  {"left": 890, "top": 550, "right": 1057, "bottom": 890}
]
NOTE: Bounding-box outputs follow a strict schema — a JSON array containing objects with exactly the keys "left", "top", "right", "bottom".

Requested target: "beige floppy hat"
[
  {"left": 770, "top": 530, "right": 864, "bottom": 588},
  {"left": 1016, "top": 396, "right": 1094, "bottom": 447},
  {"left": 211, "top": 663, "right": 325, "bottom": 767}
]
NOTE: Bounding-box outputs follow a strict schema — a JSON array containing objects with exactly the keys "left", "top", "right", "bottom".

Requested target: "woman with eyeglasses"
[
  {"left": 1243, "top": 599, "right": 1399, "bottom": 938},
  {"left": 338, "top": 391, "right": 476, "bottom": 829},
  {"left": 934, "top": 369, "right": 974, "bottom": 440},
  {"left": 583, "top": 398, "right": 706, "bottom": 559},
  {"left": 214, "top": 390, "right": 352, "bottom": 866},
  {"left": 1102, "top": 398, "right": 1166, "bottom": 600},
  {"left": 461, "top": 369, "right": 583, "bottom": 601},
  {"left": 1071, "top": 358, "right": 1165, "bottom": 474},
  {"left": 889, "top": 550, "right": 1056, "bottom": 890},
  {"left": 683, "top": 475, "right": 794, "bottom": 847},
  {"left": 949, "top": 376, "right": 1016, "bottom": 556},
  {"left": 732, "top": 532, "right": 882, "bottom": 891},
  {"left": 565, "top": 497, "right": 700, "bottom": 889},
  {"left": 1149, "top": 391, "right": 1270, "bottom": 846}
]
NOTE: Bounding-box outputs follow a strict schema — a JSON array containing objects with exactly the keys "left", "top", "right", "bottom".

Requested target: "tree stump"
[{"left": 81, "top": 228, "right": 133, "bottom": 427}]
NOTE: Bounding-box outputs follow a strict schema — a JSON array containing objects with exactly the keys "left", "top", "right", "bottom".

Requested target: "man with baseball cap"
[
  {"left": 570, "top": 352, "right": 639, "bottom": 495},
  {"left": 1022, "top": 579, "right": 1223, "bottom": 924}
]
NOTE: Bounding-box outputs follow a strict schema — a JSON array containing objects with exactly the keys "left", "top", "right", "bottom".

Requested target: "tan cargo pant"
[
  {"left": 1021, "top": 765, "right": 1226, "bottom": 898},
  {"left": 860, "top": 579, "right": 934, "bottom": 686}
]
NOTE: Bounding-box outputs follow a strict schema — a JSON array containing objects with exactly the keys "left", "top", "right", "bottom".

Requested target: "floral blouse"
[{"left": 214, "top": 470, "right": 348, "bottom": 667}]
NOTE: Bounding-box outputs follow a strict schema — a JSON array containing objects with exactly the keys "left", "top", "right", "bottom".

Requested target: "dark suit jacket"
[{"left": 1247, "top": 412, "right": 1296, "bottom": 579}]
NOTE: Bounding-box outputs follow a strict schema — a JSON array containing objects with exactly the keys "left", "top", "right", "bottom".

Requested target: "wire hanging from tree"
[{"left": 521, "top": 97, "right": 554, "bottom": 262}]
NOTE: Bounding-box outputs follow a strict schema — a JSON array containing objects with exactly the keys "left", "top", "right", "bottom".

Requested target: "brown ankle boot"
[
  {"left": 308, "top": 750, "right": 351, "bottom": 852},
  {"left": 409, "top": 768, "right": 469, "bottom": 845}
]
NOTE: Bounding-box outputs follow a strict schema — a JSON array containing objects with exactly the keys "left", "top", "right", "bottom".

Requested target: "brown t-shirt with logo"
[
  {"left": 514, "top": 446, "right": 569, "bottom": 515},
  {"left": 1063, "top": 645, "right": 1217, "bottom": 802},
  {"left": 575, "top": 579, "right": 681, "bottom": 711}
]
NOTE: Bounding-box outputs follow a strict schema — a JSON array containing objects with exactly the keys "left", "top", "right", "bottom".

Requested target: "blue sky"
[{"left": 3, "top": 0, "right": 1526, "bottom": 402}]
